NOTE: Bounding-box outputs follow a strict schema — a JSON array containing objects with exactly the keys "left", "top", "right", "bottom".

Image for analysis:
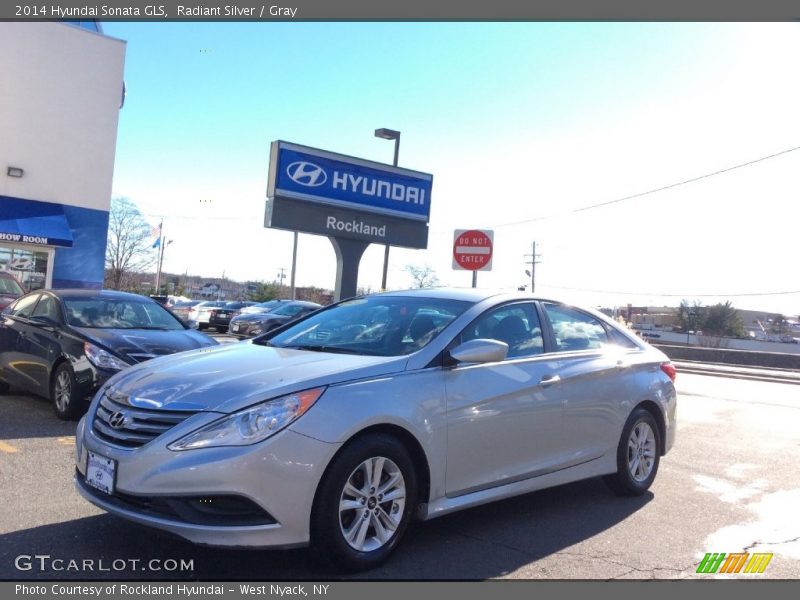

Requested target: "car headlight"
[
  {"left": 84, "top": 342, "right": 130, "bottom": 371},
  {"left": 167, "top": 387, "right": 326, "bottom": 450}
]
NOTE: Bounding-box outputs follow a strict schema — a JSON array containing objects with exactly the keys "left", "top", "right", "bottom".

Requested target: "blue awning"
[{"left": 0, "top": 195, "right": 74, "bottom": 247}]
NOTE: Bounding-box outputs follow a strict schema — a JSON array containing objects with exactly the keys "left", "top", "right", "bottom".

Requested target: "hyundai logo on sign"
[
  {"left": 286, "top": 161, "right": 327, "bottom": 187},
  {"left": 268, "top": 141, "right": 433, "bottom": 222}
]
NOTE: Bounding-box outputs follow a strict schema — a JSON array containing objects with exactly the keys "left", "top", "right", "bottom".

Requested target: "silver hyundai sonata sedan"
[{"left": 75, "top": 288, "right": 677, "bottom": 571}]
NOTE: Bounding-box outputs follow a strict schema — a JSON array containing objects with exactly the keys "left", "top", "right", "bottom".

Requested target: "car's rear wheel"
[
  {"left": 215, "top": 326, "right": 228, "bottom": 333},
  {"left": 604, "top": 407, "right": 660, "bottom": 496},
  {"left": 310, "top": 434, "right": 417, "bottom": 572},
  {"left": 51, "top": 362, "right": 81, "bottom": 421},
  {"left": 198, "top": 323, "right": 208, "bottom": 331}
]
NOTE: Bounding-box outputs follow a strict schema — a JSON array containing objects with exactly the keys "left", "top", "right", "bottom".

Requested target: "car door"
[
  {"left": 0, "top": 292, "right": 43, "bottom": 392},
  {"left": 23, "top": 292, "right": 67, "bottom": 394},
  {"left": 444, "top": 301, "right": 564, "bottom": 497},
  {"left": 539, "top": 302, "right": 638, "bottom": 465}
]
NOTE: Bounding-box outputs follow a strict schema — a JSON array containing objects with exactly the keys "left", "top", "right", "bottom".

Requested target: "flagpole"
[{"left": 154, "top": 220, "right": 164, "bottom": 293}]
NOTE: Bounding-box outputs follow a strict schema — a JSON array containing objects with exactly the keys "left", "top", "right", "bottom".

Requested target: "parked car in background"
[
  {"left": 0, "top": 289, "right": 217, "bottom": 419},
  {"left": 170, "top": 300, "right": 200, "bottom": 324},
  {"left": 188, "top": 300, "right": 227, "bottom": 330},
  {"left": 229, "top": 300, "right": 322, "bottom": 338},
  {"left": 207, "top": 301, "right": 255, "bottom": 333},
  {"left": 74, "top": 288, "right": 676, "bottom": 570},
  {"left": 236, "top": 299, "right": 287, "bottom": 316},
  {"left": 0, "top": 271, "right": 25, "bottom": 311}
]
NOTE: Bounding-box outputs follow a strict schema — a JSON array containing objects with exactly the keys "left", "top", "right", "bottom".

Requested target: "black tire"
[
  {"left": 215, "top": 326, "right": 228, "bottom": 333},
  {"left": 198, "top": 323, "right": 208, "bottom": 331},
  {"left": 51, "top": 362, "right": 81, "bottom": 421},
  {"left": 310, "top": 434, "right": 417, "bottom": 572},
  {"left": 604, "top": 407, "right": 661, "bottom": 496}
]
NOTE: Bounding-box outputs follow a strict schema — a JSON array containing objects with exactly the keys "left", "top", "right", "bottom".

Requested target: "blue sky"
[{"left": 102, "top": 22, "right": 800, "bottom": 314}]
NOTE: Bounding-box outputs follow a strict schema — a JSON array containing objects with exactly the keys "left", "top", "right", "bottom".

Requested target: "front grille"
[{"left": 92, "top": 392, "right": 197, "bottom": 448}]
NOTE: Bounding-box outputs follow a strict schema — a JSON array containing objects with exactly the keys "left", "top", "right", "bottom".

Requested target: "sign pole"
[
  {"left": 472, "top": 271, "right": 477, "bottom": 288},
  {"left": 290, "top": 231, "right": 298, "bottom": 300}
]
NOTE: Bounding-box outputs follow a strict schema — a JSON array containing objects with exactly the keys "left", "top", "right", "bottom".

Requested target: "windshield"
[
  {"left": 64, "top": 297, "right": 185, "bottom": 330},
  {"left": 265, "top": 296, "right": 470, "bottom": 356},
  {"left": 0, "top": 275, "right": 24, "bottom": 296},
  {"left": 272, "top": 303, "right": 315, "bottom": 316}
]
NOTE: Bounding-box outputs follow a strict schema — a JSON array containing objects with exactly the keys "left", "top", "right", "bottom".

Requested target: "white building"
[{"left": 0, "top": 21, "right": 125, "bottom": 290}]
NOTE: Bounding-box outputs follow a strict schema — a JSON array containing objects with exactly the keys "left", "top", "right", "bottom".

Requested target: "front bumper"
[{"left": 74, "top": 414, "right": 340, "bottom": 548}]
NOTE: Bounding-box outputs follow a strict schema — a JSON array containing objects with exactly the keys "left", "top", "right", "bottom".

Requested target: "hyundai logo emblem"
[
  {"left": 108, "top": 411, "right": 127, "bottom": 429},
  {"left": 286, "top": 161, "right": 327, "bottom": 187}
]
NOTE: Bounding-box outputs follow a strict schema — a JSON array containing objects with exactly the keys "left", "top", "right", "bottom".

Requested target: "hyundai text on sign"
[
  {"left": 268, "top": 141, "right": 433, "bottom": 222},
  {"left": 453, "top": 229, "right": 494, "bottom": 271}
]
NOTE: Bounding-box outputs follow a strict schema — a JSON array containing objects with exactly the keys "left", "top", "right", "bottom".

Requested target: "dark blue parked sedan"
[{"left": 0, "top": 289, "right": 217, "bottom": 419}]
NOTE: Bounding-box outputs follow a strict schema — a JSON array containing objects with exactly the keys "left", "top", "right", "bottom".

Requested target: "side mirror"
[{"left": 448, "top": 338, "right": 508, "bottom": 364}]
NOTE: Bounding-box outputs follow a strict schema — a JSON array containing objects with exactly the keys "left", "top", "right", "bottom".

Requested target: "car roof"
[{"left": 42, "top": 289, "right": 158, "bottom": 301}]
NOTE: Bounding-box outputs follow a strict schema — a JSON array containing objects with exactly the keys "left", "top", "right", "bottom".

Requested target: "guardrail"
[{"left": 652, "top": 342, "right": 800, "bottom": 370}]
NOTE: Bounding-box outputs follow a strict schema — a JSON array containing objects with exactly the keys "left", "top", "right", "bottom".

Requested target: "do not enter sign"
[{"left": 453, "top": 229, "right": 494, "bottom": 271}]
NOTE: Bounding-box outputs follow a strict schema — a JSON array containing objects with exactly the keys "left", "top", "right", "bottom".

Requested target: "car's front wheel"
[
  {"left": 51, "top": 362, "right": 81, "bottom": 421},
  {"left": 310, "top": 434, "right": 417, "bottom": 572},
  {"left": 604, "top": 407, "right": 661, "bottom": 496}
]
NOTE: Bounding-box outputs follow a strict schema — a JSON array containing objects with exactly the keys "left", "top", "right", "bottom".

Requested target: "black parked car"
[
  {"left": 229, "top": 300, "right": 322, "bottom": 338},
  {"left": 0, "top": 289, "right": 218, "bottom": 419},
  {"left": 207, "top": 301, "right": 255, "bottom": 333}
]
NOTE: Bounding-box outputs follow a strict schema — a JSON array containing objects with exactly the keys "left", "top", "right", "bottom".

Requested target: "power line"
[{"left": 490, "top": 144, "right": 800, "bottom": 229}]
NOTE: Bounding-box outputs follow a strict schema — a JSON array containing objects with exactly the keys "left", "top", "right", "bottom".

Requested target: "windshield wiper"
[{"left": 280, "top": 344, "right": 363, "bottom": 354}]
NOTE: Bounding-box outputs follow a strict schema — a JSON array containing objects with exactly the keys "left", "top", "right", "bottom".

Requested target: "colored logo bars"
[{"left": 697, "top": 552, "right": 773, "bottom": 574}]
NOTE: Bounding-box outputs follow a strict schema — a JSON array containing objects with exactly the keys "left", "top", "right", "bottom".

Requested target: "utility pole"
[
  {"left": 277, "top": 267, "right": 287, "bottom": 298},
  {"left": 524, "top": 241, "right": 541, "bottom": 293}
]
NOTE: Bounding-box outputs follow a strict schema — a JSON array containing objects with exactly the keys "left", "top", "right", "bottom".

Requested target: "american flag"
[{"left": 151, "top": 222, "right": 162, "bottom": 238}]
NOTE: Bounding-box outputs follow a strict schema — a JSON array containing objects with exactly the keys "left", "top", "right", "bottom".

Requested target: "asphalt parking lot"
[{"left": 1, "top": 368, "right": 798, "bottom": 580}]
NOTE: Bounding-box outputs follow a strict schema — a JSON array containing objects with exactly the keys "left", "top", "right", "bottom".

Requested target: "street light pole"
[{"left": 375, "top": 128, "right": 401, "bottom": 291}]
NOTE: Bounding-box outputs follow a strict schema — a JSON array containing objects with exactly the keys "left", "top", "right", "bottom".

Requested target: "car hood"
[
  {"left": 77, "top": 327, "right": 217, "bottom": 364},
  {"left": 100, "top": 342, "right": 408, "bottom": 414}
]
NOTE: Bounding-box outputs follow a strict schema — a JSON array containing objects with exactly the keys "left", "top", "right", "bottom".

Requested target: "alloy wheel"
[
  {"left": 338, "top": 456, "right": 406, "bottom": 552},
  {"left": 627, "top": 421, "right": 656, "bottom": 482}
]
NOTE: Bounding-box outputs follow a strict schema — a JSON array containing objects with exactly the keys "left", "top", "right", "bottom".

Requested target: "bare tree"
[
  {"left": 405, "top": 264, "right": 440, "bottom": 288},
  {"left": 105, "top": 197, "right": 156, "bottom": 290}
]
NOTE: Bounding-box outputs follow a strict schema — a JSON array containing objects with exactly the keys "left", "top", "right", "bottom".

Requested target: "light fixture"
[
  {"left": 7, "top": 167, "right": 24, "bottom": 178},
  {"left": 374, "top": 128, "right": 400, "bottom": 141}
]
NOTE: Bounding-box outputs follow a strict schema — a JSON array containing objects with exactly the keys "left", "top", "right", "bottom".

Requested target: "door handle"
[{"left": 539, "top": 374, "right": 561, "bottom": 387}]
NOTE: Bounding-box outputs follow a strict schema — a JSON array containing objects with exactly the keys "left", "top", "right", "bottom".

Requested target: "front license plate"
[{"left": 85, "top": 451, "right": 116, "bottom": 495}]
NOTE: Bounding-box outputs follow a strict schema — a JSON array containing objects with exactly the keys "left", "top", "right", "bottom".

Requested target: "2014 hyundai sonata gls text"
[{"left": 75, "top": 288, "right": 677, "bottom": 571}]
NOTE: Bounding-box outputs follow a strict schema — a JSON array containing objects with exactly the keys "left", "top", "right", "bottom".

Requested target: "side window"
[
  {"left": 31, "top": 295, "right": 60, "bottom": 322},
  {"left": 543, "top": 304, "right": 608, "bottom": 351},
  {"left": 10, "top": 293, "right": 40, "bottom": 318},
  {"left": 463, "top": 303, "right": 544, "bottom": 359},
  {"left": 606, "top": 326, "right": 640, "bottom": 349}
]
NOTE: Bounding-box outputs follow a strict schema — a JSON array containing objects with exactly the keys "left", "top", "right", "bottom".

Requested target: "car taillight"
[{"left": 660, "top": 362, "right": 677, "bottom": 382}]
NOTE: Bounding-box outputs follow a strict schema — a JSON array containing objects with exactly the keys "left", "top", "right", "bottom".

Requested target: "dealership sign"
[
  {"left": 268, "top": 141, "right": 432, "bottom": 221},
  {"left": 266, "top": 141, "right": 432, "bottom": 249}
]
